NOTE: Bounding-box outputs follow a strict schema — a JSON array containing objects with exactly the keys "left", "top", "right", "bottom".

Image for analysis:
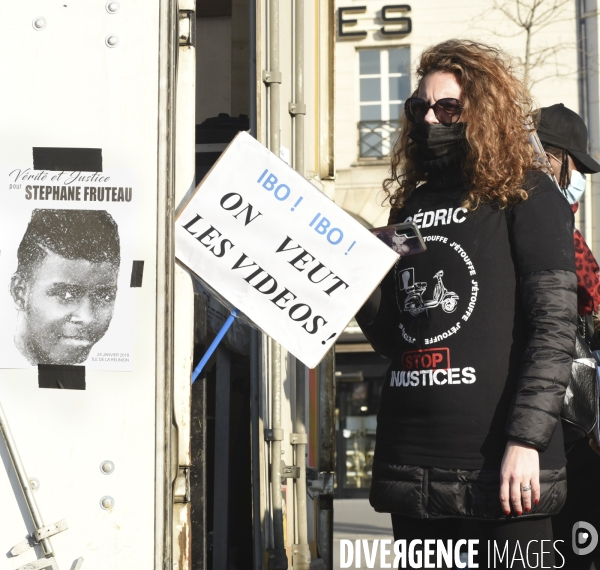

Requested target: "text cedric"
[{"left": 8, "top": 169, "right": 132, "bottom": 202}]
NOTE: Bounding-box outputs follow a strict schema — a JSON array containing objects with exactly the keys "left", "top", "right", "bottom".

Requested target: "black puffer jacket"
[
  {"left": 364, "top": 269, "right": 576, "bottom": 519},
  {"left": 358, "top": 171, "right": 577, "bottom": 520},
  {"left": 369, "top": 459, "right": 567, "bottom": 520},
  {"left": 505, "top": 271, "right": 578, "bottom": 450}
]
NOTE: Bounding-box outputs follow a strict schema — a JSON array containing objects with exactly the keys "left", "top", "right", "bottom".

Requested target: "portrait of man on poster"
[{"left": 9, "top": 208, "right": 121, "bottom": 365}]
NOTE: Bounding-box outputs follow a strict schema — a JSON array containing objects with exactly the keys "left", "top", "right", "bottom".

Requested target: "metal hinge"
[
  {"left": 178, "top": 10, "right": 196, "bottom": 46},
  {"left": 11, "top": 520, "right": 69, "bottom": 557},
  {"left": 290, "top": 432, "right": 308, "bottom": 444},
  {"left": 262, "top": 70, "right": 282, "bottom": 84},
  {"left": 282, "top": 462, "right": 301, "bottom": 479},
  {"left": 264, "top": 428, "right": 283, "bottom": 441},
  {"left": 17, "top": 559, "right": 59, "bottom": 570},
  {"left": 174, "top": 466, "right": 191, "bottom": 504},
  {"left": 16, "top": 555, "right": 83, "bottom": 570},
  {"left": 306, "top": 469, "right": 334, "bottom": 498},
  {"left": 289, "top": 102, "right": 307, "bottom": 116}
]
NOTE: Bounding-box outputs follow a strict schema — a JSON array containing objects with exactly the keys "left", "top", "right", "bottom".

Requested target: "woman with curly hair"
[{"left": 357, "top": 40, "right": 577, "bottom": 567}]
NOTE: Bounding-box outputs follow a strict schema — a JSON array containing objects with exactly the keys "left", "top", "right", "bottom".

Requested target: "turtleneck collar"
[{"left": 419, "top": 149, "right": 467, "bottom": 190}]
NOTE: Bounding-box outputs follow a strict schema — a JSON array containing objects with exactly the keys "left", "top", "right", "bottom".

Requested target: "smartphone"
[{"left": 370, "top": 221, "right": 427, "bottom": 256}]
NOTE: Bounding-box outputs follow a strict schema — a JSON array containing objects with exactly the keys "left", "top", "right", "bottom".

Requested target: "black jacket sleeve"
[
  {"left": 505, "top": 270, "right": 577, "bottom": 450},
  {"left": 356, "top": 268, "right": 399, "bottom": 359},
  {"left": 504, "top": 173, "right": 577, "bottom": 450}
]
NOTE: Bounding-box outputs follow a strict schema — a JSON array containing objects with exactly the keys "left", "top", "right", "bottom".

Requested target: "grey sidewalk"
[{"left": 333, "top": 498, "right": 394, "bottom": 570}]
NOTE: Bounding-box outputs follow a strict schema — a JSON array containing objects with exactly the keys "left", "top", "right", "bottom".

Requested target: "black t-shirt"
[{"left": 367, "top": 171, "right": 575, "bottom": 470}]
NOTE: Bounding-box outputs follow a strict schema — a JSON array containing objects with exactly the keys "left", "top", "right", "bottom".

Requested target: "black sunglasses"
[{"left": 404, "top": 97, "right": 464, "bottom": 126}]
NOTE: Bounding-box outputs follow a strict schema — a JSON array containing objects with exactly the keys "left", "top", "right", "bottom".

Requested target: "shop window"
[{"left": 358, "top": 47, "right": 410, "bottom": 159}]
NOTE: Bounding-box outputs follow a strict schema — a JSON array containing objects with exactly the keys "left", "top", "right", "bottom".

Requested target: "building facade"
[{"left": 332, "top": 0, "right": 580, "bottom": 228}]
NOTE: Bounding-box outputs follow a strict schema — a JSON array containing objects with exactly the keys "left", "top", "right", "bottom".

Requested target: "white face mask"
[{"left": 565, "top": 169, "right": 586, "bottom": 204}]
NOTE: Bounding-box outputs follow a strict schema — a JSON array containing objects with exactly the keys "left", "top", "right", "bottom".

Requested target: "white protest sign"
[{"left": 175, "top": 132, "right": 398, "bottom": 368}]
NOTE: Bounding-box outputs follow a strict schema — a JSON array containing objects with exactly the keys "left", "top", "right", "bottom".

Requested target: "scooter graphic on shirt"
[{"left": 402, "top": 269, "right": 459, "bottom": 316}]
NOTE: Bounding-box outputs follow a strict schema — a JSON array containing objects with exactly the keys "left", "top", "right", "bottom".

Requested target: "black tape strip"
[
  {"left": 130, "top": 260, "right": 145, "bottom": 287},
  {"left": 38, "top": 365, "right": 86, "bottom": 390},
  {"left": 32, "top": 147, "right": 103, "bottom": 172}
]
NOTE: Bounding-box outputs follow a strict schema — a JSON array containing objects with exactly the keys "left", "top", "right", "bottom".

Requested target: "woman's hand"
[{"left": 499, "top": 441, "right": 540, "bottom": 516}]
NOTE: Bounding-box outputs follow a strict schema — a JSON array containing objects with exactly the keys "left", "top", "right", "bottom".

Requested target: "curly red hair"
[{"left": 384, "top": 39, "right": 536, "bottom": 213}]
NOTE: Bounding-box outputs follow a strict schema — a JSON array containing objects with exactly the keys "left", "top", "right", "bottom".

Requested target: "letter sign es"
[
  {"left": 381, "top": 5, "right": 412, "bottom": 36},
  {"left": 338, "top": 6, "right": 367, "bottom": 39}
]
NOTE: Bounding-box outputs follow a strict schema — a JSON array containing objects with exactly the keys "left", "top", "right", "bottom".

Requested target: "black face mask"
[{"left": 409, "top": 122, "right": 466, "bottom": 160}]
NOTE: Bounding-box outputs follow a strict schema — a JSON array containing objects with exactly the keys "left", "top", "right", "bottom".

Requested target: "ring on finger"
[{"left": 521, "top": 484, "right": 532, "bottom": 492}]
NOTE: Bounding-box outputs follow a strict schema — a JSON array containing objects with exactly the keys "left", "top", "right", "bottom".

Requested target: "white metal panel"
[{"left": 0, "top": 2, "right": 173, "bottom": 568}]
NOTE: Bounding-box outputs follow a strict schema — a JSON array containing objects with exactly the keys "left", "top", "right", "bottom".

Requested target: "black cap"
[{"left": 537, "top": 103, "right": 600, "bottom": 173}]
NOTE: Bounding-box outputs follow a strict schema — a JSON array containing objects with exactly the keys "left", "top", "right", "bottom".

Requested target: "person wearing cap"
[
  {"left": 537, "top": 104, "right": 600, "bottom": 344},
  {"left": 537, "top": 103, "right": 600, "bottom": 569},
  {"left": 537, "top": 103, "right": 600, "bottom": 192}
]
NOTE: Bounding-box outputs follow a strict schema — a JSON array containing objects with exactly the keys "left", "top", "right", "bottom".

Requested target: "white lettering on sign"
[{"left": 175, "top": 132, "right": 398, "bottom": 368}]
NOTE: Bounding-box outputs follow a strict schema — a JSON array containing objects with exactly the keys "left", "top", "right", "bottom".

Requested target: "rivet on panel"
[
  {"left": 32, "top": 18, "right": 47, "bottom": 30},
  {"left": 29, "top": 478, "right": 40, "bottom": 491},
  {"left": 100, "top": 496, "right": 114, "bottom": 510},
  {"left": 106, "top": 2, "right": 120, "bottom": 14},
  {"left": 105, "top": 35, "right": 119, "bottom": 48},
  {"left": 100, "top": 460, "right": 115, "bottom": 475}
]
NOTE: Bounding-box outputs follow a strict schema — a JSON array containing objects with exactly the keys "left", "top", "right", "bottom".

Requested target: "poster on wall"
[{"left": 0, "top": 166, "right": 138, "bottom": 371}]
